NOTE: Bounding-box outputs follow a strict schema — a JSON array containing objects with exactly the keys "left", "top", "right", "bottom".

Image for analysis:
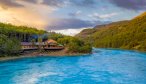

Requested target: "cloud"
[
  {"left": 0, "top": 0, "right": 56, "bottom": 30},
  {"left": 109, "top": 0, "right": 146, "bottom": 11},
  {"left": 1, "top": 0, "right": 141, "bottom": 33},
  {"left": 0, "top": 0, "right": 70, "bottom": 30},
  {"left": 89, "top": 13, "right": 118, "bottom": 19},
  {"left": 0, "top": 8, "right": 48, "bottom": 29},
  {"left": 69, "top": 11, "right": 82, "bottom": 17},
  {"left": 0, "top": 0, "right": 23, "bottom": 9},
  {"left": 0, "top": 0, "right": 66, "bottom": 9},
  {"left": 53, "top": 28, "right": 88, "bottom": 36},
  {"left": 1, "top": 0, "right": 146, "bottom": 11},
  {"left": 46, "top": 18, "right": 109, "bottom": 30},
  {"left": 71, "top": 0, "right": 96, "bottom": 7},
  {"left": 0, "top": 0, "right": 102, "bottom": 31},
  {"left": 47, "top": 18, "right": 93, "bottom": 30},
  {"left": 42, "top": 0, "right": 67, "bottom": 7}
]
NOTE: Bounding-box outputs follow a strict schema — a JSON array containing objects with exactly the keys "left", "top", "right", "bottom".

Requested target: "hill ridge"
[{"left": 76, "top": 12, "right": 146, "bottom": 51}]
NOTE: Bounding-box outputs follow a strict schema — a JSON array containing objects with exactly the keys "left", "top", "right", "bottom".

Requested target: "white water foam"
[{"left": 14, "top": 72, "right": 57, "bottom": 84}]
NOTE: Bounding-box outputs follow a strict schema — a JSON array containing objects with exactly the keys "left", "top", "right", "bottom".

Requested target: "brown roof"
[{"left": 47, "top": 39, "right": 57, "bottom": 44}]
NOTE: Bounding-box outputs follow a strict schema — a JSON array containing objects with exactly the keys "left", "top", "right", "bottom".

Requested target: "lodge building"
[{"left": 21, "top": 39, "right": 64, "bottom": 51}]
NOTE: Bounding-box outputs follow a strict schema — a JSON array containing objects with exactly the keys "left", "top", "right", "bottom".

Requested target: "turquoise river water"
[{"left": 0, "top": 48, "right": 146, "bottom": 84}]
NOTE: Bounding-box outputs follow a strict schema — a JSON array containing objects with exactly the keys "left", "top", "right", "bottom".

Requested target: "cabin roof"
[
  {"left": 21, "top": 39, "right": 58, "bottom": 46},
  {"left": 47, "top": 39, "right": 57, "bottom": 44}
]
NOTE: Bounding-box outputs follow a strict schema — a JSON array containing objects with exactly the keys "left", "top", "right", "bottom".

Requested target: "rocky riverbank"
[{"left": 0, "top": 48, "right": 89, "bottom": 61}]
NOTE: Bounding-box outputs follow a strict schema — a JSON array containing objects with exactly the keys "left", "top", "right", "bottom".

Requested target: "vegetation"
[
  {"left": 0, "top": 23, "right": 46, "bottom": 56},
  {"left": 45, "top": 32, "right": 92, "bottom": 53},
  {"left": 0, "top": 34, "right": 21, "bottom": 56},
  {"left": 2, "top": 12, "right": 146, "bottom": 56},
  {"left": 77, "top": 12, "right": 146, "bottom": 51},
  {"left": 57, "top": 36, "right": 92, "bottom": 53},
  {"left": 0, "top": 22, "right": 92, "bottom": 56},
  {"left": 0, "top": 22, "right": 46, "bottom": 42}
]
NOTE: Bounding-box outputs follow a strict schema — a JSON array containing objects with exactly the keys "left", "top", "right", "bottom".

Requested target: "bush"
[
  {"left": 79, "top": 44, "right": 92, "bottom": 53},
  {"left": 68, "top": 42, "right": 80, "bottom": 52},
  {"left": 58, "top": 36, "right": 92, "bottom": 53},
  {"left": 0, "top": 34, "right": 21, "bottom": 56}
]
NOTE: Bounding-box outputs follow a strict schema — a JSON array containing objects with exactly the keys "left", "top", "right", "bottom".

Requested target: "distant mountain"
[
  {"left": 76, "top": 20, "right": 129, "bottom": 40},
  {"left": 76, "top": 12, "right": 146, "bottom": 51}
]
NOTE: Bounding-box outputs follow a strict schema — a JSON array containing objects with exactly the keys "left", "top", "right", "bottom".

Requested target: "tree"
[
  {"left": 0, "top": 34, "right": 21, "bottom": 56},
  {"left": 38, "top": 36, "right": 43, "bottom": 52},
  {"left": 31, "top": 39, "right": 36, "bottom": 47}
]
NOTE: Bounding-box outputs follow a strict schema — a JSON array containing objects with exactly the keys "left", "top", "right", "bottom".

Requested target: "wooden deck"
[{"left": 21, "top": 47, "right": 64, "bottom": 51}]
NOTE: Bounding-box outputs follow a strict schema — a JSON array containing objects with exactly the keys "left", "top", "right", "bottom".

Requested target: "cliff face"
[{"left": 76, "top": 12, "right": 146, "bottom": 51}]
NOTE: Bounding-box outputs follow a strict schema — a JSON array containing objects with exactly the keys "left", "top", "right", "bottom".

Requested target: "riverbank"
[
  {"left": 0, "top": 53, "right": 86, "bottom": 62},
  {"left": 0, "top": 48, "right": 89, "bottom": 61}
]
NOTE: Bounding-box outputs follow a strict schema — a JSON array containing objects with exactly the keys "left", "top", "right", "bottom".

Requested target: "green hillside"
[
  {"left": 0, "top": 23, "right": 92, "bottom": 56},
  {"left": 77, "top": 12, "right": 146, "bottom": 51},
  {"left": 0, "top": 23, "right": 47, "bottom": 42}
]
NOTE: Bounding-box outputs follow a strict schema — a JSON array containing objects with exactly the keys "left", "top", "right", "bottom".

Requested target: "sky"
[{"left": 0, "top": 0, "right": 146, "bottom": 36}]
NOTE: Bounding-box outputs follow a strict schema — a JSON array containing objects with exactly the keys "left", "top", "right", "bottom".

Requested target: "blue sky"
[{"left": 0, "top": 0, "right": 145, "bottom": 35}]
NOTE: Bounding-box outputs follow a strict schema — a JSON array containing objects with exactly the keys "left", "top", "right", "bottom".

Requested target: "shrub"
[{"left": 0, "top": 34, "right": 21, "bottom": 56}]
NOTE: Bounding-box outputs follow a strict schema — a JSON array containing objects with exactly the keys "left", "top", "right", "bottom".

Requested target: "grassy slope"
[
  {"left": 76, "top": 12, "right": 146, "bottom": 51},
  {"left": 0, "top": 22, "right": 46, "bottom": 35}
]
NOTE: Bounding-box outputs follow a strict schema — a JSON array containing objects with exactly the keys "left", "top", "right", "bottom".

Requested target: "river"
[{"left": 0, "top": 48, "right": 146, "bottom": 84}]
